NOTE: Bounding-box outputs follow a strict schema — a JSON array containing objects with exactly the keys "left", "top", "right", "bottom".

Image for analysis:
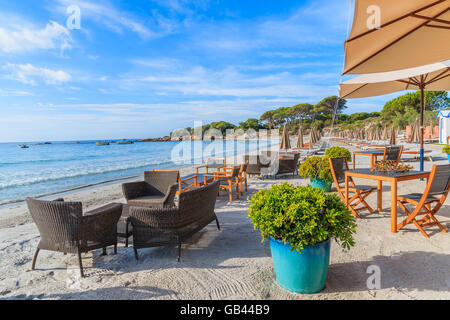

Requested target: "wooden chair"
[
  {"left": 204, "top": 166, "right": 241, "bottom": 203},
  {"left": 212, "top": 162, "right": 248, "bottom": 196},
  {"left": 329, "top": 157, "right": 376, "bottom": 218},
  {"left": 238, "top": 162, "right": 248, "bottom": 195},
  {"left": 381, "top": 145, "right": 403, "bottom": 167},
  {"left": 396, "top": 164, "right": 450, "bottom": 238},
  {"left": 195, "top": 158, "right": 226, "bottom": 175}
]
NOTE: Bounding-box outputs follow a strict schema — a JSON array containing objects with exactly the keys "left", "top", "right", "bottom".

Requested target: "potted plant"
[
  {"left": 325, "top": 146, "right": 352, "bottom": 162},
  {"left": 249, "top": 183, "right": 356, "bottom": 294},
  {"left": 443, "top": 145, "right": 450, "bottom": 164},
  {"left": 298, "top": 156, "right": 333, "bottom": 191}
]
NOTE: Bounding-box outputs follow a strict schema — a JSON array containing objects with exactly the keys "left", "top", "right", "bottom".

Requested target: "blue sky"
[{"left": 0, "top": 0, "right": 399, "bottom": 142}]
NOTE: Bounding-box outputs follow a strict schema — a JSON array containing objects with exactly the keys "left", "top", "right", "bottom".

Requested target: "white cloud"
[
  {"left": 121, "top": 61, "right": 338, "bottom": 100},
  {"left": 0, "top": 21, "right": 71, "bottom": 53},
  {"left": 0, "top": 88, "right": 33, "bottom": 96},
  {"left": 3, "top": 63, "right": 72, "bottom": 85},
  {"left": 52, "top": 0, "right": 177, "bottom": 39}
]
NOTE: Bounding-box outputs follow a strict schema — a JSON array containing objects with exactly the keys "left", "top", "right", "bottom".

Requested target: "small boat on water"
[
  {"left": 17, "top": 144, "right": 29, "bottom": 149},
  {"left": 96, "top": 141, "right": 110, "bottom": 146}
]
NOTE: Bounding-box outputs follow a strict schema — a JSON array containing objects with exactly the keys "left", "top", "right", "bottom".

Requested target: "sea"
[{"left": 0, "top": 139, "right": 272, "bottom": 206}]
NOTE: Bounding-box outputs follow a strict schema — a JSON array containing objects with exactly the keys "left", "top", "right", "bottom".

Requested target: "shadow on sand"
[{"left": 324, "top": 251, "right": 450, "bottom": 294}]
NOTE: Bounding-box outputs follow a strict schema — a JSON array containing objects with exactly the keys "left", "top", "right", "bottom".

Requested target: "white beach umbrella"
[{"left": 340, "top": 60, "right": 450, "bottom": 170}]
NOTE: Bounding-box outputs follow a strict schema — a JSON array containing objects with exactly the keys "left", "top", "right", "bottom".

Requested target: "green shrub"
[
  {"left": 443, "top": 145, "right": 450, "bottom": 154},
  {"left": 248, "top": 183, "right": 356, "bottom": 253},
  {"left": 325, "top": 146, "right": 352, "bottom": 162},
  {"left": 298, "top": 156, "right": 333, "bottom": 183}
]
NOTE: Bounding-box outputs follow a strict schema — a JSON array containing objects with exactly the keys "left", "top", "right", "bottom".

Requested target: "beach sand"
[{"left": 1, "top": 142, "right": 449, "bottom": 300}]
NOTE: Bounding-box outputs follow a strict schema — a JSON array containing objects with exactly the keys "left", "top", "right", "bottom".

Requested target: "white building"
[{"left": 437, "top": 110, "right": 450, "bottom": 144}]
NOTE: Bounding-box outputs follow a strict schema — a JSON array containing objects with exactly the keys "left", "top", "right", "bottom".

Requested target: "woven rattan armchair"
[
  {"left": 244, "top": 155, "right": 271, "bottom": 176},
  {"left": 129, "top": 180, "right": 220, "bottom": 261},
  {"left": 275, "top": 153, "right": 300, "bottom": 177},
  {"left": 26, "top": 198, "right": 122, "bottom": 277},
  {"left": 122, "top": 171, "right": 179, "bottom": 208}
]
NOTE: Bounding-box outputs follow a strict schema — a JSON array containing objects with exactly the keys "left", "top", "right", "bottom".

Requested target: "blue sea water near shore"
[{"left": 0, "top": 139, "right": 271, "bottom": 206}]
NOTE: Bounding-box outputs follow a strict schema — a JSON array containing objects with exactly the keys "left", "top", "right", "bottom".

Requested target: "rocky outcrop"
[{"left": 140, "top": 136, "right": 172, "bottom": 142}]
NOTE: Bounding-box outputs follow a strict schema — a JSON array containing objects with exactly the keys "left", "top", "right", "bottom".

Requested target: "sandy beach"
[{"left": 1, "top": 142, "right": 449, "bottom": 300}]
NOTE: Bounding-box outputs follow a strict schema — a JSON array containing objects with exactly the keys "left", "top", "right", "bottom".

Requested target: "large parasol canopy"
[
  {"left": 340, "top": 60, "right": 450, "bottom": 170},
  {"left": 343, "top": 0, "right": 450, "bottom": 75}
]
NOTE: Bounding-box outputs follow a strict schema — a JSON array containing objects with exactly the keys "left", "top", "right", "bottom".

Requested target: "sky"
[{"left": 0, "top": 0, "right": 402, "bottom": 142}]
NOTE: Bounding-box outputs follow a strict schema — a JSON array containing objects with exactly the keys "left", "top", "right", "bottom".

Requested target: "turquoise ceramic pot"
[
  {"left": 269, "top": 238, "right": 331, "bottom": 294},
  {"left": 310, "top": 178, "right": 332, "bottom": 192}
]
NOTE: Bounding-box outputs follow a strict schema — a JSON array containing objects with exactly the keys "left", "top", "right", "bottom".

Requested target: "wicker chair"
[
  {"left": 274, "top": 153, "right": 300, "bottom": 177},
  {"left": 129, "top": 180, "right": 220, "bottom": 261},
  {"left": 26, "top": 198, "right": 122, "bottom": 277},
  {"left": 244, "top": 155, "right": 271, "bottom": 176},
  {"left": 122, "top": 171, "right": 179, "bottom": 208}
]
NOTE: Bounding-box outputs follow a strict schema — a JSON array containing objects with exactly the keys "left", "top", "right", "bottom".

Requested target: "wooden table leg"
[
  {"left": 377, "top": 180, "right": 382, "bottom": 212},
  {"left": 345, "top": 175, "right": 349, "bottom": 206},
  {"left": 353, "top": 154, "right": 356, "bottom": 169},
  {"left": 391, "top": 179, "right": 398, "bottom": 233}
]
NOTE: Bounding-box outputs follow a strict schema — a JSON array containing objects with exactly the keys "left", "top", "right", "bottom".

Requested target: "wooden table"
[
  {"left": 352, "top": 150, "right": 384, "bottom": 169},
  {"left": 180, "top": 173, "right": 206, "bottom": 188},
  {"left": 180, "top": 172, "right": 220, "bottom": 190},
  {"left": 344, "top": 169, "right": 430, "bottom": 233}
]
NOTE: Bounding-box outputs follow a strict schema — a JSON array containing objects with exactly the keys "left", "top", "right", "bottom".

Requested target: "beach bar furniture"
[
  {"left": 238, "top": 162, "right": 248, "bottom": 195},
  {"left": 26, "top": 198, "right": 122, "bottom": 277},
  {"left": 213, "top": 162, "right": 249, "bottom": 196},
  {"left": 329, "top": 157, "right": 376, "bottom": 218},
  {"left": 129, "top": 181, "right": 220, "bottom": 261},
  {"left": 204, "top": 166, "right": 241, "bottom": 203},
  {"left": 381, "top": 145, "right": 404, "bottom": 167},
  {"left": 122, "top": 171, "right": 179, "bottom": 208},
  {"left": 352, "top": 150, "right": 384, "bottom": 169},
  {"left": 244, "top": 154, "right": 271, "bottom": 177},
  {"left": 195, "top": 158, "right": 226, "bottom": 174},
  {"left": 274, "top": 153, "right": 300, "bottom": 178},
  {"left": 397, "top": 164, "right": 450, "bottom": 238},
  {"left": 344, "top": 169, "right": 430, "bottom": 234}
]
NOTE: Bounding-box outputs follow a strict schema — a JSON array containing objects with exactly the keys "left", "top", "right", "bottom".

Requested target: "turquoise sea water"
[{"left": 0, "top": 140, "right": 268, "bottom": 206}]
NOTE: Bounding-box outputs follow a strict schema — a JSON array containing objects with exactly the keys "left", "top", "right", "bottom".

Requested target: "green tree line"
[{"left": 173, "top": 91, "right": 448, "bottom": 136}]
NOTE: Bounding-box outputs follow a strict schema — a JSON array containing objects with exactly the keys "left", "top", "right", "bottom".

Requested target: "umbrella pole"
[{"left": 420, "top": 85, "right": 424, "bottom": 172}]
